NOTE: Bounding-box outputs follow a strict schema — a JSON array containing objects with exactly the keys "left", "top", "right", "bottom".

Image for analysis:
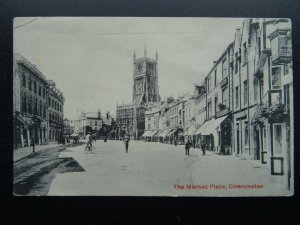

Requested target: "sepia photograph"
[{"left": 13, "top": 17, "right": 294, "bottom": 196}]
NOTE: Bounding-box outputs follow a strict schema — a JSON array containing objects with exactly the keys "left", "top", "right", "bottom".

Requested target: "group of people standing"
[{"left": 185, "top": 140, "right": 206, "bottom": 156}]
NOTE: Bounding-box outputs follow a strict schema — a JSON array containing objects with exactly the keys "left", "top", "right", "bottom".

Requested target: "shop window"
[{"left": 273, "top": 124, "right": 283, "bottom": 155}]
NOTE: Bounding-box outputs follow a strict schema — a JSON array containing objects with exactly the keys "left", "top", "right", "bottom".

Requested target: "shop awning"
[
  {"left": 194, "top": 116, "right": 228, "bottom": 135},
  {"left": 158, "top": 129, "right": 171, "bottom": 138},
  {"left": 194, "top": 122, "right": 209, "bottom": 135},
  {"left": 183, "top": 125, "right": 196, "bottom": 136},
  {"left": 154, "top": 130, "right": 163, "bottom": 137},
  {"left": 142, "top": 130, "right": 153, "bottom": 137},
  {"left": 150, "top": 131, "right": 158, "bottom": 137},
  {"left": 166, "top": 129, "right": 176, "bottom": 136}
]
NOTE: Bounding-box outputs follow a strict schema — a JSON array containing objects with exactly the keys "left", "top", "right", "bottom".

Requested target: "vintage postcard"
[{"left": 13, "top": 17, "right": 294, "bottom": 196}]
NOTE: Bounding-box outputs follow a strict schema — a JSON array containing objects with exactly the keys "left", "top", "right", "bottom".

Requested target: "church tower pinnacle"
[
  {"left": 133, "top": 49, "right": 136, "bottom": 62},
  {"left": 144, "top": 42, "right": 147, "bottom": 58}
]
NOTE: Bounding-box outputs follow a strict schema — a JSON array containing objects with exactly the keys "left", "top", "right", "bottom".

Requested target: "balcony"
[
  {"left": 268, "top": 20, "right": 292, "bottom": 65},
  {"left": 262, "top": 89, "right": 282, "bottom": 108}
]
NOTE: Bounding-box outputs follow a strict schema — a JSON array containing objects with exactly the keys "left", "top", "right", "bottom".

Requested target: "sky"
[{"left": 14, "top": 17, "right": 244, "bottom": 119}]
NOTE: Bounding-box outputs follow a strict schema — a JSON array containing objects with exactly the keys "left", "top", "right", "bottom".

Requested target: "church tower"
[{"left": 132, "top": 46, "right": 160, "bottom": 106}]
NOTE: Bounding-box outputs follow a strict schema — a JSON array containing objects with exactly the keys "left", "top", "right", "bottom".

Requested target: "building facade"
[
  {"left": 14, "top": 54, "right": 50, "bottom": 148},
  {"left": 193, "top": 83, "right": 207, "bottom": 146},
  {"left": 116, "top": 103, "right": 135, "bottom": 139},
  {"left": 72, "top": 110, "right": 113, "bottom": 138},
  {"left": 48, "top": 80, "right": 65, "bottom": 143},
  {"left": 249, "top": 18, "right": 293, "bottom": 190},
  {"left": 194, "top": 43, "right": 233, "bottom": 154}
]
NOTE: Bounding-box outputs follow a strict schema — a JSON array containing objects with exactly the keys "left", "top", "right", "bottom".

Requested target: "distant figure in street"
[
  {"left": 185, "top": 140, "right": 191, "bottom": 156},
  {"left": 201, "top": 141, "right": 206, "bottom": 156},
  {"left": 174, "top": 138, "right": 177, "bottom": 146},
  {"left": 193, "top": 139, "right": 196, "bottom": 148},
  {"left": 124, "top": 136, "right": 130, "bottom": 153},
  {"left": 86, "top": 132, "right": 93, "bottom": 149}
]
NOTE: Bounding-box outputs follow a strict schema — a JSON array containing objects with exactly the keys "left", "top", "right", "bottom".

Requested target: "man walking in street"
[
  {"left": 185, "top": 140, "right": 191, "bottom": 156},
  {"left": 201, "top": 141, "right": 206, "bottom": 156},
  {"left": 124, "top": 135, "right": 130, "bottom": 153}
]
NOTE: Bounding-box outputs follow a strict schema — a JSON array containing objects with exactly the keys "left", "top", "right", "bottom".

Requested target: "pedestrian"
[
  {"left": 185, "top": 140, "right": 191, "bottom": 156},
  {"left": 193, "top": 139, "right": 196, "bottom": 148},
  {"left": 124, "top": 135, "right": 130, "bottom": 153},
  {"left": 201, "top": 141, "right": 206, "bottom": 156}
]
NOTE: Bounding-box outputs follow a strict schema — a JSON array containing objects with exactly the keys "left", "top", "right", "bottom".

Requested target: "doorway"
[{"left": 254, "top": 127, "right": 260, "bottom": 160}]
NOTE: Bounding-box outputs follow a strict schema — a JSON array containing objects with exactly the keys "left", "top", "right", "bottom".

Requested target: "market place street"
[{"left": 47, "top": 140, "right": 286, "bottom": 196}]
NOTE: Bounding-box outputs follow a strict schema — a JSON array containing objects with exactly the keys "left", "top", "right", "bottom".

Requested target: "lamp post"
[{"left": 31, "top": 115, "right": 36, "bottom": 153}]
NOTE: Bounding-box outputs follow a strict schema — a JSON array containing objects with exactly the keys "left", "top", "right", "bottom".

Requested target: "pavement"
[
  {"left": 14, "top": 143, "right": 64, "bottom": 162},
  {"left": 47, "top": 140, "right": 291, "bottom": 196}
]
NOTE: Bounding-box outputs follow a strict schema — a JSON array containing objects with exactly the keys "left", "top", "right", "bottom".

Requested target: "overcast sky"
[{"left": 14, "top": 17, "right": 244, "bottom": 119}]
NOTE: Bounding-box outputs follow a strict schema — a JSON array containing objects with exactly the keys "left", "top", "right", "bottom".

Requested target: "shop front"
[{"left": 194, "top": 115, "right": 230, "bottom": 153}]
